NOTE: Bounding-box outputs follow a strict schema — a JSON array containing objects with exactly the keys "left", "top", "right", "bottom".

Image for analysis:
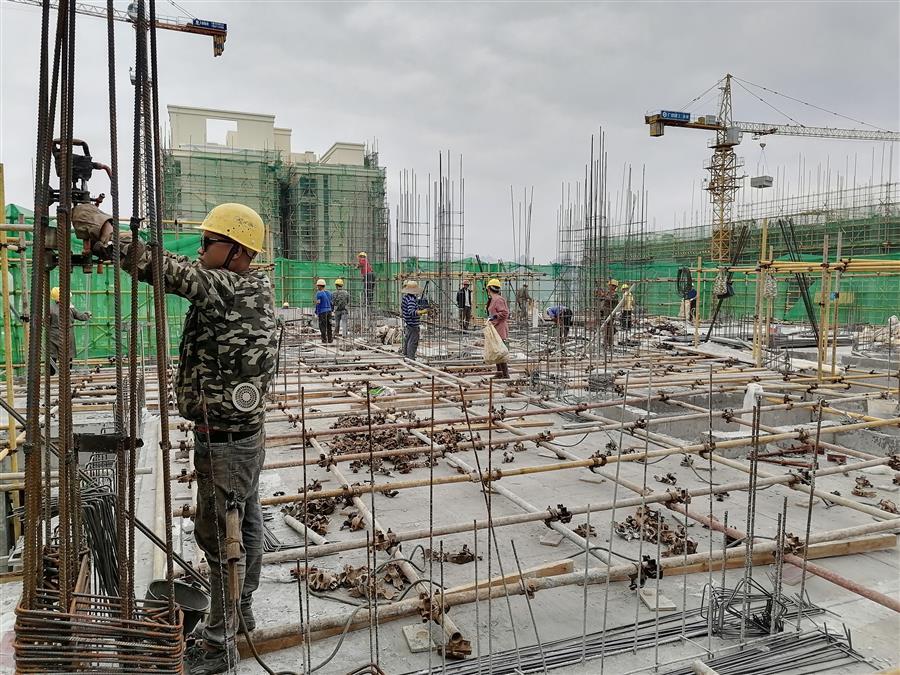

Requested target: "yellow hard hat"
[
  {"left": 50, "top": 286, "right": 60, "bottom": 302},
  {"left": 197, "top": 203, "right": 265, "bottom": 253},
  {"left": 335, "top": 278, "right": 344, "bottom": 286},
  {"left": 487, "top": 278, "right": 502, "bottom": 290},
  {"left": 621, "top": 283, "right": 629, "bottom": 290},
  {"left": 316, "top": 278, "right": 326, "bottom": 287},
  {"left": 357, "top": 251, "right": 367, "bottom": 258},
  {"left": 608, "top": 278, "right": 619, "bottom": 286}
]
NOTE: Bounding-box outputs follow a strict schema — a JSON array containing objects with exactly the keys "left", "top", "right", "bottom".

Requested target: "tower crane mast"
[{"left": 646, "top": 74, "right": 900, "bottom": 262}]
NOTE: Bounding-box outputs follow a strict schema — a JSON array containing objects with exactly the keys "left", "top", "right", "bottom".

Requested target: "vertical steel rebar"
[
  {"left": 797, "top": 400, "right": 824, "bottom": 631},
  {"left": 653, "top": 512, "right": 662, "bottom": 671},
  {"left": 364, "top": 383, "right": 380, "bottom": 665},
  {"left": 512, "top": 539, "right": 548, "bottom": 674},
  {"left": 631, "top": 372, "right": 653, "bottom": 653},
  {"left": 740, "top": 398, "right": 762, "bottom": 642},
  {"left": 705, "top": 364, "right": 715, "bottom": 654},
  {"left": 581, "top": 504, "right": 591, "bottom": 664},
  {"left": 473, "top": 519, "right": 481, "bottom": 674},
  {"left": 428, "top": 377, "right": 436, "bottom": 673},
  {"left": 770, "top": 507, "right": 784, "bottom": 636},
  {"left": 600, "top": 371, "right": 630, "bottom": 675},
  {"left": 440, "top": 540, "right": 447, "bottom": 674},
  {"left": 715, "top": 509, "right": 729, "bottom": 634},
  {"left": 300, "top": 387, "right": 312, "bottom": 673}
]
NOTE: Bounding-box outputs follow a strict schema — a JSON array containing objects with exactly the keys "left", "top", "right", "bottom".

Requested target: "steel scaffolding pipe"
[
  {"left": 174, "top": 409, "right": 900, "bottom": 517},
  {"left": 241, "top": 519, "right": 900, "bottom": 656},
  {"left": 255, "top": 454, "right": 897, "bottom": 566}
]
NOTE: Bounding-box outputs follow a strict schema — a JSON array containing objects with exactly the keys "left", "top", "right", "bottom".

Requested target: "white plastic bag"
[{"left": 483, "top": 322, "right": 509, "bottom": 364}]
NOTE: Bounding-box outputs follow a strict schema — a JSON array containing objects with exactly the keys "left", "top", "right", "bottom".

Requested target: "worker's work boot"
[
  {"left": 495, "top": 363, "right": 510, "bottom": 380},
  {"left": 185, "top": 640, "right": 238, "bottom": 675}
]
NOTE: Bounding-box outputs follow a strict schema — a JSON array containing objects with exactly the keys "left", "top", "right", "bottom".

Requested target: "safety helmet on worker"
[
  {"left": 50, "top": 286, "right": 60, "bottom": 302},
  {"left": 621, "top": 283, "right": 629, "bottom": 290},
  {"left": 197, "top": 203, "right": 265, "bottom": 253},
  {"left": 608, "top": 278, "right": 619, "bottom": 287},
  {"left": 487, "top": 278, "right": 502, "bottom": 290},
  {"left": 358, "top": 251, "right": 367, "bottom": 258},
  {"left": 316, "top": 278, "right": 326, "bottom": 287},
  {"left": 335, "top": 278, "right": 344, "bottom": 287}
]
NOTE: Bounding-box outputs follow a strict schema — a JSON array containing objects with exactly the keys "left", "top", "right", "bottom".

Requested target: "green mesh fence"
[{"left": 2, "top": 203, "right": 898, "bottom": 368}]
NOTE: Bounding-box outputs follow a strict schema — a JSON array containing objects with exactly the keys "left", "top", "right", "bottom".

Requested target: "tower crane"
[
  {"left": 6, "top": 0, "right": 227, "bottom": 56},
  {"left": 646, "top": 74, "right": 900, "bottom": 262}
]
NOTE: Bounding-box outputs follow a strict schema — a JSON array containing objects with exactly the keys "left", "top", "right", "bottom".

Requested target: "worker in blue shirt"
[
  {"left": 683, "top": 287, "right": 698, "bottom": 322},
  {"left": 315, "top": 278, "right": 333, "bottom": 343},
  {"left": 546, "top": 305, "right": 573, "bottom": 339}
]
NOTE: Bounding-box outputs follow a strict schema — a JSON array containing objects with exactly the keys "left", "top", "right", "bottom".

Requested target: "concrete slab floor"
[{"left": 7, "top": 347, "right": 898, "bottom": 675}]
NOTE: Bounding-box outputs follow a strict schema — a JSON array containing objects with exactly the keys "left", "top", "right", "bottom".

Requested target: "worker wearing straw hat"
[{"left": 401, "top": 280, "right": 425, "bottom": 359}]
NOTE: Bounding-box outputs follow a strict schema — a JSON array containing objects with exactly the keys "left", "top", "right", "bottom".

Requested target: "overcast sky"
[{"left": 2, "top": 1, "right": 898, "bottom": 263}]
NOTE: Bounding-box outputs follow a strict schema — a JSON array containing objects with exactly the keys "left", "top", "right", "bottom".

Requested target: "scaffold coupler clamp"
[
  {"left": 417, "top": 591, "right": 444, "bottom": 623},
  {"left": 783, "top": 532, "right": 803, "bottom": 554},
  {"left": 588, "top": 450, "right": 608, "bottom": 472},
  {"left": 629, "top": 555, "right": 662, "bottom": 590},
  {"left": 666, "top": 488, "right": 691, "bottom": 505},
  {"left": 544, "top": 503, "right": 572, "bottom": 528}
]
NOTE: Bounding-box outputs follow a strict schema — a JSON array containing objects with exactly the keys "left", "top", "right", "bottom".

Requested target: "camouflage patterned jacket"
[
  {"left": 124, "top": 241, "right": 277, "bottom": 432},
  {"left": 331, "top": 288, "right": 350, "bottom": 312}
]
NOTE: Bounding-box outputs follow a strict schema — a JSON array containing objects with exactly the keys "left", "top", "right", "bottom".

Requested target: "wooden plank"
[
  {"left": 239, "top": 535, "right": 895, "bottom": 658},
  {"left": 0, "top": 570, "right": 22, "bottom": 584},
  {"left": 444, "top": 559, "right": 574, "bottom": 595},
  {"left": 655, "top": 534, "right": 896, "bottom": 578}
]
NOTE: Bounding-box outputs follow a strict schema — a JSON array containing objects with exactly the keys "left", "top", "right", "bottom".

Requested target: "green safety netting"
[{"left": 2, "top": 203, "right": 898, "bottom": 367}]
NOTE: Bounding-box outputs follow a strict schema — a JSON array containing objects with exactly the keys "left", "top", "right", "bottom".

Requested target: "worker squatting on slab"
[
  {"left": 73, "top": 201, "right": 278, "bottom": 675},
  {"left": 546, "top": 304, "right": 573, "bottom": 339}
]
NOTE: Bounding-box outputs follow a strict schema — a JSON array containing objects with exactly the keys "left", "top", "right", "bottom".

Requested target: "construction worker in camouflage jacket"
[{"left": 74, "top": 201, "right": 277, "bottom": 675}]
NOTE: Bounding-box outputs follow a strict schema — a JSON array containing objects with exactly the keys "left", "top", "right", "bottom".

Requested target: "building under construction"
[
  {"left": 161, "top": 105, "right": 389, "bottom": 304},
  {"left": 1, "top": 9, "right": 899, "bottom": 675}
]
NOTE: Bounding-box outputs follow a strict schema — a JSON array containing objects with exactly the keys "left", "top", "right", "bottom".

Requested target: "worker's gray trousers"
[
  {"left": 192, "top": 428, "right": 265, "bottom": 649},
  {"left": 364, "top": 272, "right": 376, "bottom": 306},
  {"left": 333, "top": 309, "right": 347, "bottom": 335},
  {"left": 403, "top": 324, "right": 420, "bottom": 360}
]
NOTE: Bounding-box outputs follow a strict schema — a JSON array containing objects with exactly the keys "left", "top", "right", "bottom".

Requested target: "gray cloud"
[{"left": 2, "top": 1, "right": 898, "bottom": 262}]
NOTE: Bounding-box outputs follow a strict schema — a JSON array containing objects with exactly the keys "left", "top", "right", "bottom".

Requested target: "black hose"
[
  {"left": 239, "top": 613, "right": 299, "bottom": 675},
  {"left": 676, "top": 267, "right": 693, "bottom": 296}
]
